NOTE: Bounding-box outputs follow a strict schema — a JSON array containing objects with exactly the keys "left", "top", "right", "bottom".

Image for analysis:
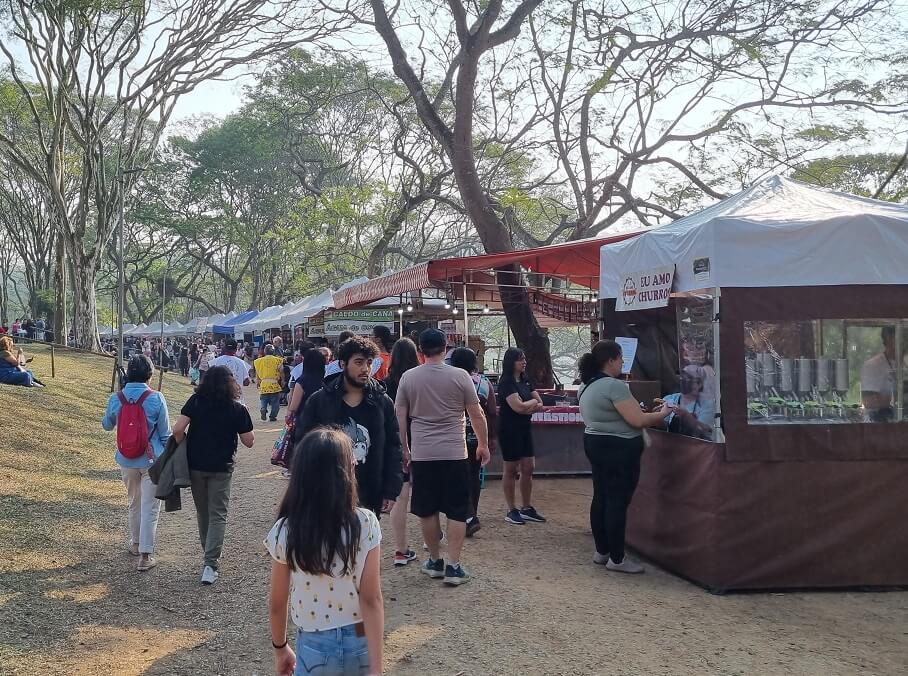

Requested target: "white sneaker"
[
  {"left": 201, "top": 565, "right": 219, "bottom": 585},
  {"left": 606, "top": 556, "right": 644, "bottom": 574},
  {"left": 592, "top": 552, "right": 609, "bottom": 565}
]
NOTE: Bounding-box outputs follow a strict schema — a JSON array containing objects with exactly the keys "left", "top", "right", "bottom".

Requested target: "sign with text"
[
  {"left": 306, "top": 320, "right": 325, "bottom": 338},
  {"left": 325, "top": 309, "right": 394, "bottom": 322},
  {"left": 617, "top": 265, "right": 675, "bottom": 311}
]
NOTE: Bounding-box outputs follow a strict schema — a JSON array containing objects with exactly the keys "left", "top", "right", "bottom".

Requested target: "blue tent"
[{"left": 212, "top": 310, "right": 258, "bottom": 334}]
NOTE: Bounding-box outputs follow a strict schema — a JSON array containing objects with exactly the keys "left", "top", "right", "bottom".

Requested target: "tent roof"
[
  {"left": 599, "top": 175, "right": 908, "bottom": 297},
  {"left": 281, "top": 289, "right": 337, "bottom": 325},
  {"left": 238, "top": 305, "right": 286, "bottom": 332},
  {"left": 213, "top": 310, "right": 258, "bottom": 333},
  {"left": 332, "top": 234, "right": 640, "bottom": 309}
]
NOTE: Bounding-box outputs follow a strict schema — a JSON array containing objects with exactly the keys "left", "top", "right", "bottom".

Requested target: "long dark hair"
[
  {"left": 578, "top": 340, "right": 622, "bottom": 384},
  {"left": 195, "top": 365, "right": 240, "bottom": 401},
  {"left": 301, "top": 347, "right": 326, "bottom": 378},
  {"left": 386, "top": 338, "right": 420, "bottom": 393},
  {"left": 499, "top": 347, "right": 526, "bottom": 388},
  {"left": 278, "top": 428, "right": 361, "bottom": 575}
]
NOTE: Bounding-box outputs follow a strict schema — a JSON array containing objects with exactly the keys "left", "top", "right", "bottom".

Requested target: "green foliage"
[{"left": 794, "top": 153, "right": 908, "bottom": 202}]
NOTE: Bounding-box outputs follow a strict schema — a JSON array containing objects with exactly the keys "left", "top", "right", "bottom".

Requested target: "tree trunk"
[
  {"left": 53, "top": 232, "right": 66, "bottom": 344},
  {"left": 71, "top": 257, "right": 100, "bottom": 351}
]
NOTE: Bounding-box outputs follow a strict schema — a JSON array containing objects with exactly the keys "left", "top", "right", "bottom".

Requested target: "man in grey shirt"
[{"left": 395, "top": 328, "right": 490, "bottom": 586}]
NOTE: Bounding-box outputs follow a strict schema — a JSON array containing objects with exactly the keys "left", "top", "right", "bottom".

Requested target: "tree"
[
  {"left": 369, "top": 0, "right": 555, "bottom": 385},
  {"left": 0, "top": 1, "right": 348, "bottom": 348},
  {"left": 523, "top": 0, "right": 905, "bottom": 242},
  {"left": 794, "top": 152, "right": 908, "bottom": 202}
]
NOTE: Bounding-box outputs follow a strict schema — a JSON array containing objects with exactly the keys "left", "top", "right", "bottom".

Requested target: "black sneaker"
[
  {"left": 520, "top": 506, "right": 547, "bottom": 523},
  {"left": 443, "top": 563, "right": 471, "bottom": 586},
  {"left": 505, "top": 508, "right": 525, "bottom": 525},
  {"left": 466, "top": 517, "right": 481, "bottom": 537},
  {"left": 421, "top": 557, "right": 445, "bottom": 579},
  {"left": 260, "top": 411, "right": 267, "bottom": 421}
]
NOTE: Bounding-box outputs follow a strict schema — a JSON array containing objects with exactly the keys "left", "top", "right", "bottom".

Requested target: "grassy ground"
[
  {"left": 2, "top": 344, "right": 907, "bottom": 675},
  {"left": 0, "top": 344, "right": 197, "bottom": 669}
]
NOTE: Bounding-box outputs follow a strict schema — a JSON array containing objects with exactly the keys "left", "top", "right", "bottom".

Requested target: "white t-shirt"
[
  {"left": 264, "top": 508, "right": 381, "bottom": 632},
  {"left": 210, "top": 354, "right": 251, "bottom": 403},
  {"left": 860, "top": 352, "right": 895, "bottom": 398}
]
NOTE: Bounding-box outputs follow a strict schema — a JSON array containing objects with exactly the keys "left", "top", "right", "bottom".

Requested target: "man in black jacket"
[{"left": 296, "top": 335, "right": 403, "bottom": 515}]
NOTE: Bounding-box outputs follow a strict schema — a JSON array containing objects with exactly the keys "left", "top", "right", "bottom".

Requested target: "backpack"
[{"left": 116, "top": 390, "right": 154, "bottom": 459}]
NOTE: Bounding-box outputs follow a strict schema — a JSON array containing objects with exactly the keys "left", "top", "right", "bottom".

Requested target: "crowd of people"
[
  {"left": 96, "top": 323, "right": 688, "bottom": 676},
  {"left": 0, "top": 316, "right": 51, "bottom": 342}
]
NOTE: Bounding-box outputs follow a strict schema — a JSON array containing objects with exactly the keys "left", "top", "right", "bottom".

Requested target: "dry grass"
[{"left": 2, "top": 344, "right": 907, "bottom": 675}]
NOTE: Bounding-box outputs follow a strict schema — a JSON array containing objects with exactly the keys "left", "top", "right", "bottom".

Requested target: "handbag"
[{"left": 271, "top": 419, "right": 295, "bottom": 468}]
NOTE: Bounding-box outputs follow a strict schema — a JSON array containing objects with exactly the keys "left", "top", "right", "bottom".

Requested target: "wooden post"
[
  {"left": 51, "top": 344, "right": 55, "bottom": 378},
  {"left": 158, "top": 366, "right": 164, "bottom": 393}
]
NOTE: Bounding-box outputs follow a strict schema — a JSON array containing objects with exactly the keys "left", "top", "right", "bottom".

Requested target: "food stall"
[
  {"left": 598, "top": 175, "right": 908, "bottom": 590},
  {"left": 333, "top": 234, "right": 641, "bottom": 475}
]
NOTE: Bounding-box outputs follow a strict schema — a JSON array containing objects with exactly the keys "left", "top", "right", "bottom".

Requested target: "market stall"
[
  {"left": 598, "top": 175, "right": 908, "bottom": 590},
  {"left": 333, "top": 234, "right": 641, "bottom": 475}
]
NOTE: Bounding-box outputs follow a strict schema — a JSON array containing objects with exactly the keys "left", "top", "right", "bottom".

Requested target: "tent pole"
[
  {"left": 462, "top": 282, "right": 469, "bottom": 348},
  {"left": 713, "top": 287, "right": 725, "bottom": 443}
]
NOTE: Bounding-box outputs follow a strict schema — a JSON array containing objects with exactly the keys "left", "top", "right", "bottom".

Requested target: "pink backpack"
[{"left": 116, "top": 390, "right": 153, "bottom": 459}]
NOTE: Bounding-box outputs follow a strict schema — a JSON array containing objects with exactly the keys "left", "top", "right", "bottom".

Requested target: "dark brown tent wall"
[{"left": 621, "top": 286, "right": 908, "bottom": 591}]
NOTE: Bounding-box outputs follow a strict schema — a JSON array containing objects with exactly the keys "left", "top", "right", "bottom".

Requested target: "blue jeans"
[
  {"left": 260, "top": 393, "right": 281, "bottom": 420},
  {"left": 294, "top": 624, "right": 369, "bottom": 675},
  {"left": 0, "top": 367, "right": 33, "bottom": 386}
]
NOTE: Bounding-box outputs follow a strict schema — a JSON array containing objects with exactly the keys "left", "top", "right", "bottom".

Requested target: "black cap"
[
  {"left": 419, "top": 327, "right": 446, "bottom": 352},
  {"left": 224, "top": 337, "right": 238, "bottom": 350}
]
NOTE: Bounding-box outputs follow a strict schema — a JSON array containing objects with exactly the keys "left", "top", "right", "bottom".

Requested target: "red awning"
[{"left": 332, "top": 231, "right": 642, "bottom": 309}]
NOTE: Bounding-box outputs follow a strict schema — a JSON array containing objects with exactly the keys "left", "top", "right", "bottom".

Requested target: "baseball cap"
[
  {"left": 224, "top": 338, "right": 238, "bottom": 350},
  {"left": 419, "top": 327, "right": 446, "bottom": 352}
]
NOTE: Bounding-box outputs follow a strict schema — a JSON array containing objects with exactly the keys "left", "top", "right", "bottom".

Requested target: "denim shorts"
[{"left": 294, "top": 624, "right": 369, "bottom": 675}]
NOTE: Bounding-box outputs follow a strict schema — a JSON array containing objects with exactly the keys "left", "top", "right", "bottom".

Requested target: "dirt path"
[{"left": 3, "top": 382, "right": 907, "bottom": 675}]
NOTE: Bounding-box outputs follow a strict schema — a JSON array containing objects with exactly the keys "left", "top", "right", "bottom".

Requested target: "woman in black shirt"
[
  {"left": 497, "top": 347, "right": 545, "bottom": 526},
  {"left": 172, "top": 366, "right": 254, "bottom": 585}
]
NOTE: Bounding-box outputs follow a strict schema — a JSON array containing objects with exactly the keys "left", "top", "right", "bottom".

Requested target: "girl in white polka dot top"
[{"left": 266, "top": 428, "right": 383, "bottom": 675}]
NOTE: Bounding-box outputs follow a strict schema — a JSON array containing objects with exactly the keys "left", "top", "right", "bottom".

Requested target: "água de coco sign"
[{"left": 617, "top": 265, "right": 675, "bottom": 311}]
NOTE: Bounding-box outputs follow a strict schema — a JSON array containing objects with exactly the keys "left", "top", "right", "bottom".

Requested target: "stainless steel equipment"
[
  {"left": 760, "top": 352, "right": 776, "bottom": 389},
  {"left": 815, "top": 358, "right": 831, "bottom": 392},
  {"left": 746, "top": 358, "right": 759, "bottom": 394},
  {"left": 779, "top": 358, "right": 794, "bottom": 392},
  {"left": 835, "top": 358, "right": 849, "bottom": 392},
  {"left": 797, "top": 358, "right": 812, "bottom": 393}
]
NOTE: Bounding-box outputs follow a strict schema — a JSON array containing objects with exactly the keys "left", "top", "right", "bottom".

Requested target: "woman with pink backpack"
[{"left": 102, "top": 355, "right": 172, "bottom": 572}]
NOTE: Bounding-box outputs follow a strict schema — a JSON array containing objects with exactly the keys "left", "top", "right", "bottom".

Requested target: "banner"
[
  {"left": 307, "top": 320, "right": 325, "bottom": 338},
  {"left": 617, "top": 265, "right": 675, "bottom": 311},
  {"left": 325, "top": 309, "right": 394, "bottom": 322},
  {"left": 324, "top": 319, "right": 394, "bottom": 337}
]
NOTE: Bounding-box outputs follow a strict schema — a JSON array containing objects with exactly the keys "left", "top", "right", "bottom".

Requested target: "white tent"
[
  {"left": 280, "top": 289, "right": 336, "bottom": 325},
  {"left": 143, "top": 321, "right": 168, "bottom": 336},
  {"left": 203, "top": 312, "right": 235, "bottom": 332},
  {"left": 237, "top": 304, "right": 286, "bottom": 332},
  {"left": 182, "top": 316, "right": 207, "bottom": 333},
  {"left": 124, "top": 323, "right": 148, "bottom": 336},
  {"left": 164, "top": 321, "right": 185, "bottom": 336},
  {"left": 599, "top": 175, "right": 908, "bottom": 298},
  {"left": 274, "top": 297, "right": 311, "bottom": 326}
]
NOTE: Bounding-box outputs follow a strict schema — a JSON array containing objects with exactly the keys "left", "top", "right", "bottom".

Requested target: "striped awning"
[{"left": 332, "top": 262, "right": 430, "bottom": 309}]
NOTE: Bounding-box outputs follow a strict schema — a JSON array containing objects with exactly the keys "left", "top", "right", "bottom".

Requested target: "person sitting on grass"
[
  {"left": 266, "top": 428, "right": 384, "bottom": 676},
  {"left": 0, "top": 335, "right": 44, "bottom": 387}
]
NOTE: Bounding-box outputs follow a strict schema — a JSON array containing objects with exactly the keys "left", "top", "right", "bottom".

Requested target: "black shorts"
[
  {"left": 409, "top": 459, "right": 471, "bottom": 522},
  {"left": 499, "top": 423, "right": 534, "bottom": 462}
]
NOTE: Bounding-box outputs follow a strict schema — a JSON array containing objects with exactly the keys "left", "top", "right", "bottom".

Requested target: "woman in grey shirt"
[{"left": 578, "top": 340, "right": 669, "bottom": 574}]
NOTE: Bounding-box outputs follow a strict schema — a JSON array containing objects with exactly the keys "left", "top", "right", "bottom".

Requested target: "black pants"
[
  {"left": 583, "top": 433, "right": 643, "bottom": 563},
  {"left": 466, "top": 439, "right": 482, "bottom": 519}
]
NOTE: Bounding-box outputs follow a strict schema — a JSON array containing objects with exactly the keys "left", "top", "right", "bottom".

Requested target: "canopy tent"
[
  {"left": 203, "top": 312, "right": 235, "bottom": 332},
  {"left": 332, "top": 234, "right": 641, "bottom": 311},
  {"left": 275, "top": 296, "right": 316, "bottom": 326},
  {"left": 98, "top": 325, "right": 113, "bottom": 337},
  {"left": 213, "top": 310, "right": 258, "bottom": 334},
  {"left": 164, "top": 321, "right": 185, "bottom": 336},
  {"left": 237, "top": 304, "right": 286, "bottom": 332},
  {"left": 280, "top": 289, "right": 337, "bottom": 326},
  {"left": 143, "top": 321, "right": 168, "bottom": 336},
  {"left": 599, "top": 175, "right": 908, "bottom": 298},
  {"left": 124, "top": 323, "right": 148, "bottom": 336},
  {"left": 182, "top": 316, "right": 208, "bottom": 333}
]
